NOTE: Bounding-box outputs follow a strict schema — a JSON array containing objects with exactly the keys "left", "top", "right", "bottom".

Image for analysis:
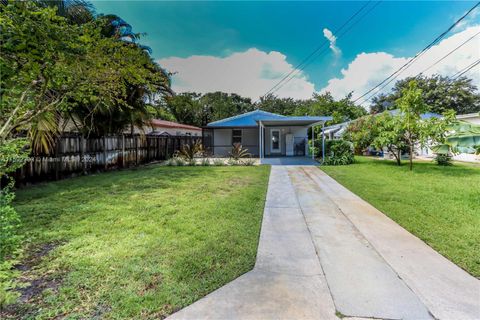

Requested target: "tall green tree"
[
  {"left": 163, "top": 93, "right": 203, "bottom": 127},
  {"left": 34, "top": 0, "right": 95, "bottom": 24},
  {"left": 200, "top": 92, "right": 254, "bottom": 125},
  {"left": 256, "top": 94, "right": 301, "bottom": 116},
  {"left": 370, "top": 75, "right": 480, "bottom": 115},
  {"left": 1, "top": 1, "right": 172, "bottom": 146},
  {"left": 371, "top": 81, "right": 455, "bottom": 170},
  {"left": 295, "top": 92, "right": 367, "bottom": 124}
]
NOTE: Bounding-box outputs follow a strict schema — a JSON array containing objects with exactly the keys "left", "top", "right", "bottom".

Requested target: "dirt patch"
[
  {"left": 1, "top": 241, "right": 64, "bottom": 319},
  {"left": 15, "top": 241, "right": 60, "bottom": 272}
]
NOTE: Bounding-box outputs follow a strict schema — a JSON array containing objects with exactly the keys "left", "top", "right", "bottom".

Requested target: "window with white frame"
[{"left": 232, "top": 129, "right": 242, "bottom": 145}]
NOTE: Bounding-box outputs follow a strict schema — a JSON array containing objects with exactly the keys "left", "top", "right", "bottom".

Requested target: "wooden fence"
[{"left": 11, "top": 134, "right": 200, "bottom": 186}]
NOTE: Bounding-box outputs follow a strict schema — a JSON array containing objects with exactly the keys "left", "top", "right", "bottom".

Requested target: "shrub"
[
  {"left": 164, "top": 158, "right": 176, "bottom": 166},
  {"left": 0, "top": 181, "right": 23, "bottom": 306},
  {"left": 227, "top": 158, "right": 240, "bottom": 166},
  {"left": 212, "top": 159, "right": 224, "bottom": 166},
  {"left": 0, "top": 182, "right": 22, "bottom": 262},
  {"left": 175, "top": 158, "right": 186, "bottom": 166},
  {"left": 175, "top": 140, "right": 204, "bottom": 161},
  {"left": 242, "top": 158, "right": 256, "bottom": 166},
  {"left": 321, "top": 139, "right": 354, "bottom": 166},
  {"left": 229, "top": 144, "right": 251, "bottom": 160},
  {"left": 200, "top": 158, "right": 211, "bottom": 166},
  {"left": 435, "top": 153, "right": 452, "bottom": 166}
]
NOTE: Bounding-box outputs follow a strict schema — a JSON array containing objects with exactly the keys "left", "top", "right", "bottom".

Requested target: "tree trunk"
[
  {"left": 389, "top": 146, "right": 401, "bottom": 166},
  {"left": 409, "top": 143, "right": 413, "bottom": 171}
]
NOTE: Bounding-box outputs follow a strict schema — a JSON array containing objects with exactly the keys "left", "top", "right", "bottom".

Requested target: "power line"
[
  {"left": 452, "top": 58, "right": 480, "bottom": 80},
  {"left": 269, "top": 0, "right": 382, "bottom": 98},
  {"left": 353, "top": 1, "right": 480, "bottom": 105},
  {"left": 359, "top": 30, "right": 480, "bottom": 105},
  {"left": 257, "top": 1, "right": 377, "bottom": 102}
]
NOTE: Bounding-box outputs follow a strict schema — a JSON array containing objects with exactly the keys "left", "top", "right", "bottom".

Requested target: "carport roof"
[{"left": 206, "top": 109, "right": 332, "bottom": 128}]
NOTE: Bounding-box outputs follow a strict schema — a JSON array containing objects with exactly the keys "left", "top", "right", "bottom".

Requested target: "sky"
[{"left": 91, "top": 1, "right": 480, "bottom": 105}]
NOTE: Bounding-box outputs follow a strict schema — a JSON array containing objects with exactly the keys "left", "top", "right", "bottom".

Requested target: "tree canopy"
[
  {"left": 0, "top": 1, "right": 172, "bottom": 153},
  {"left": 370, "top": 75, "right": 480, "bottom": 115},
  {"left": 159, "top": 91, "right": 367, "bottom": 127}
]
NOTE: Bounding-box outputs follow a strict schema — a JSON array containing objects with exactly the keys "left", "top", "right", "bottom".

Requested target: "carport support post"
[
  {"left": 311, "top": 125, "right": 315, "bottom": 159},
  {"left": 322, "top": 122, "right": 326, "bottom": 165},
  {"left": 258, "top": 121, "right": 263, "bottom": 160}
]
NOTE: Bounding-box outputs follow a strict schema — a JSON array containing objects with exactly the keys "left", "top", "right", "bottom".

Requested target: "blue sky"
[{"left": 91, "top": 1, "right": 480, "bottom": 103}]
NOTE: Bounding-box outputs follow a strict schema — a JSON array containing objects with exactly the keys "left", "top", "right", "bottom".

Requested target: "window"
[{"left": 232, "top": 129, "right": 242, "bottom": 145}]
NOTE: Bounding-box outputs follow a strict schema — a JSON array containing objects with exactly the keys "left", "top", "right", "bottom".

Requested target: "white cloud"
[
  {"left": 323, "top": 28, "right": 341, "bottom": 56},
  {"left": 454, "top": 7, "right": 479, "bottom": 32},
  {"left": 320, "top": 25, "right": 480, "bottom": 107},
  {"left": 158, "top": 48, "right": 315, "bottom": 100}
]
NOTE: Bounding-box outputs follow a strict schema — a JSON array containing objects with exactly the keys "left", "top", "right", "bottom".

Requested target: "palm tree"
[{"left": 35, "top": 0, "right": 95, "bottom": 24}]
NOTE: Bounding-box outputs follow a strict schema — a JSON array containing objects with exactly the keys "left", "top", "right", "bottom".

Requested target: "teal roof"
[{"left": 207, "top": 110, "right": 332, "bottom": 128}]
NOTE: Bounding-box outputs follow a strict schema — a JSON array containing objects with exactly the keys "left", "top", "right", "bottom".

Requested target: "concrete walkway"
[{"left": 168, "top": 166, "right": 480, "bottom": 320}]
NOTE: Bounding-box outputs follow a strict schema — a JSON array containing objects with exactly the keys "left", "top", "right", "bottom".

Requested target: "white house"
[{"left": 203, "top": 110, "right": 331, "bottom": 159}]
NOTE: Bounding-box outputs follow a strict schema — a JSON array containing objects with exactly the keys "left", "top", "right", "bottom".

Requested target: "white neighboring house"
[
  {"left": 136, "top": 119, "right": 202, "bottom": 137},
  {"left": 456, "top": 112, "right": 480, "bottom": 125},
  {"left": 323, "top": 110, "right": 480, "bottom": 163},
  {"left": 451, "top": 113, "right": 480, "bottom": 163}
]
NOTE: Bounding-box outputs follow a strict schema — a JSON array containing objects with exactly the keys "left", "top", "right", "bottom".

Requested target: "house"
[
  {"left": 452, "top": 113, "right": 480, "bottom": 163},
  {"left": 137, "top": 119, "right": 202, "bottom": 136},
  {"left": 456, "top": 112, "right": 480, "bottom": 125},
  {"left": 322, "top": 110, "right": 442, "bottom": 158},
  {"left": 203, "top": 110, "right": 331, "bottom": 158}
]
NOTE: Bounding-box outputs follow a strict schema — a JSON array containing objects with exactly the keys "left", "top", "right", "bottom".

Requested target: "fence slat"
[{"left": 11, "top": 134, "right": 198, "bottom": 186}]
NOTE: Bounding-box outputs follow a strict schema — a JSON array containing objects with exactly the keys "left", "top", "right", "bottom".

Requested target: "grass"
[
  {"left": 321, "top": 157, "right": 480, "bottom": 278},
  {"left": 8, "top": 165, "right": 270, "bottom": 319}
]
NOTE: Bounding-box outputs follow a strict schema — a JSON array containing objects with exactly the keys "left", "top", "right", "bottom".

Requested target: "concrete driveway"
[{"left": 168, "top": 166, "right": 480, "bottom": 320}]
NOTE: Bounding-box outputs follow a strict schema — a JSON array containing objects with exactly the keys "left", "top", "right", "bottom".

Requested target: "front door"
[{"left": 270, "top": 129, "right": 281, "bottom": 153}]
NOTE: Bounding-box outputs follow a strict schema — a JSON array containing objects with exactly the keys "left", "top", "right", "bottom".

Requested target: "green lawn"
[
  {"left": 9, "top": 165, "right": 270, "bottom": 319},
  {"left": 321, "top": 157, "right": 480, "bottom": 277}
]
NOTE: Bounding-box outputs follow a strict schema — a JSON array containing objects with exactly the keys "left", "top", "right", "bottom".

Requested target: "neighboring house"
[
  {"left": 323, "top": 110, "right": 442, "bottom": 141},
  {"left": 452, "top": 113, "right": 480, "bottom": 163},
  {"left": 204, "top": 110, "right": 331, "bottom": 157},
  {"left": 456, "top": 112, "right": 480, "bottom": 125},
  {"left": 323, "top": 110, "right": 441, "bottom": 158},
  {"left": 137, "top": 119, "right": 202, "bottom": 136}
]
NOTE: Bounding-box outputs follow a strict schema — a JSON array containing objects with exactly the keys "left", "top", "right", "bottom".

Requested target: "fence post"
[
  {"left": 146, "top": 136, "right": 150, "bottom": 162},
  {"left": 80, "top": 135, "right": 86, "bottom": 175},
  {"left": 103, "top": 135, "right": 108, "bottom": 170},
  {"left": 135, "top": 135, "right": 139, "bottom": 165},
  {"left": 164, "top": 137, "right": 168, "bottom": 159},
  {"left": 122, "top": 134, "right": 126, "bottom": 168},
  {"left": 54, "top": 137, "right": 60, "bottom": 180}
]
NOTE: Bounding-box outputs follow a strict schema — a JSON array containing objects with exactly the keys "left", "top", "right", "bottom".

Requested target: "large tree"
[
  {"left": 1, "top": 1, "right": 171, "bottom": 149},
  {"left": 370, "top": 75, "right": 480, "bottom": 115},
  {"left": 200, "top": 92, "right": 254, "bottom": 126},
  {"left": 294, "top": 92, "right": 367, "bottom": 124},
  {"left": 371, "top": 81, "right": 455, "bottom": 169}
]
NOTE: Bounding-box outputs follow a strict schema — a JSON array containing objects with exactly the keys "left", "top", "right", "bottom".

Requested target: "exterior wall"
[
  {"left": 264, "top": 126, "right": 308, "bottom": 156},
  {"left": 213, "top": 128, "right": 259, "bottom": 156},
  {"left": 212, "top": 126, "right": 309, "bottom": 157},
  {"left": 457, "top": 114, "right": 480, "bottom": 125}
]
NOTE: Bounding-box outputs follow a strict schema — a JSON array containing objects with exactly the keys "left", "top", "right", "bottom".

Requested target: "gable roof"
[
  {"left": 206, "top": 109, "right": 332, "bottom": 128},
  {"left": 150, "top": 119, "right": 201, "bottom": 131}
]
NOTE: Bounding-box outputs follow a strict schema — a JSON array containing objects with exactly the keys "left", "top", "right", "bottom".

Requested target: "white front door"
[{"left": 270, "top": 129, "right": 281, "bottom": 153}]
